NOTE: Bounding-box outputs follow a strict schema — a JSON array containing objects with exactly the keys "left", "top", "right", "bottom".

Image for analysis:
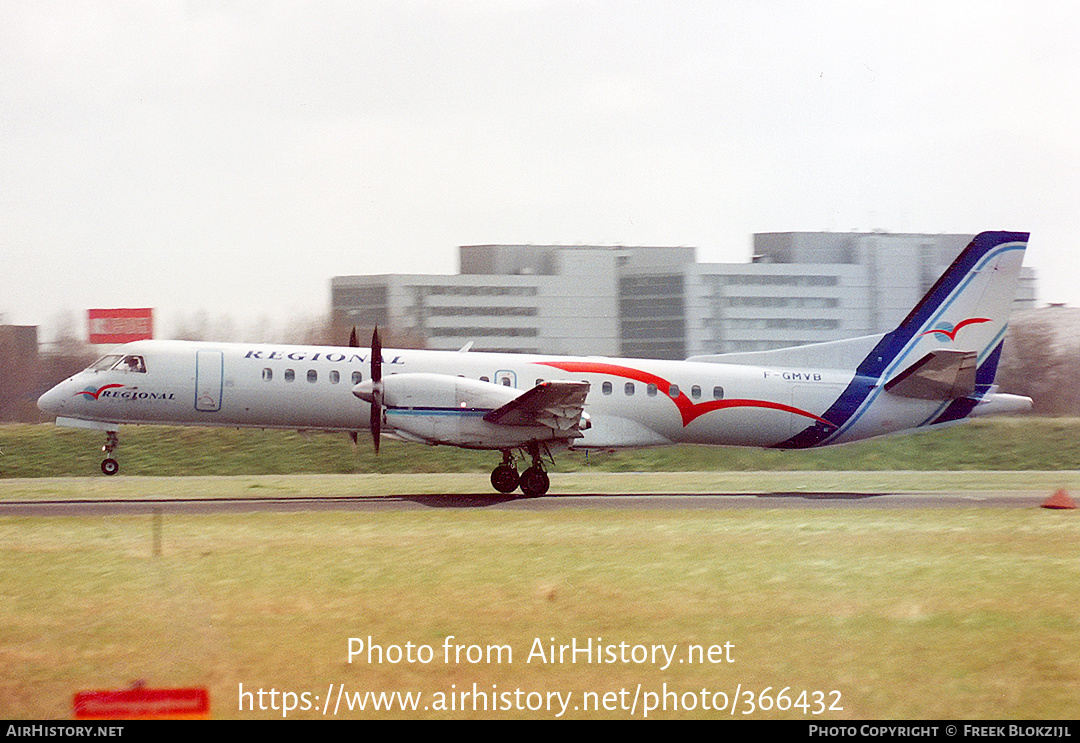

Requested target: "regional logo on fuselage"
[{"left": 74, "top": 384, "right": 176, "bottom": 402}]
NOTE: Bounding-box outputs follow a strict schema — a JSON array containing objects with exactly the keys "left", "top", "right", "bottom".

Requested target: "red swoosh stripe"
[
  {"left": 920, "top": 317, "right": 991, "bottom": 341},
  {"left": 537, "top": 361, "right": 836, "bottom": 429}
]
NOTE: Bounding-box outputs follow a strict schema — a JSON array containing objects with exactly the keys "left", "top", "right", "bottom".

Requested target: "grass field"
[
  {"left": 2, "top": 474, "right": 1079, "bottom": 720},
  {"left": 2, "top": 419, "right": 1078, "bottom": 719},
  {"left": 4, "top": 417, "right": 1080, "bottom": 478}
]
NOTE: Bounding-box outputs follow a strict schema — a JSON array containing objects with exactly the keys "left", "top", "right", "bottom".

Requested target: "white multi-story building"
[
  {"left": 331, "top": 233, "right": 1038, "bottom": 359},
  {"left": 687, "top": 232, "right": 1039, "bottom": 355},
  {"left": 332, "top": 245, "right": 681, "bottom": 356}
]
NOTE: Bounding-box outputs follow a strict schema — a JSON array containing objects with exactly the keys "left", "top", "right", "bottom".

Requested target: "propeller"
[
  {"left": 370, "top": 326, "right": 383, "bottom": 454},
  {"left": 351, "top": 326, "right": 385, "bottom": 453},
  {"left": 348, "top": 326, "right": 360, "bottom": 446}
]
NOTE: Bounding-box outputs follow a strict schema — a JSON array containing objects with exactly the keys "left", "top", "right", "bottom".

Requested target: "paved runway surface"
[{"left": 0, "top": 490, "right": 1050, "bottom": 515}]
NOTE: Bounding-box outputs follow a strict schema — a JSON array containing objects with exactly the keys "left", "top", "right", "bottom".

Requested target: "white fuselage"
[{"left": 37, "top": 338, "right": 1020, "bottom": 451}]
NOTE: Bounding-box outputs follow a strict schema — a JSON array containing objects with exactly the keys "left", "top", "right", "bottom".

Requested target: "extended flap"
[
  {"left": 483, "top": 380, "right": 590, "bottom": 432},
  {"left": 884, "top": 350, "right": 977, "bottom": 400}
]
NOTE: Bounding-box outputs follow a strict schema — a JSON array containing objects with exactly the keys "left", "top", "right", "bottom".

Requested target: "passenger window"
[
  {"left": 713, "top": 386, "right": 725, "bottom": 400},
  {"left": 602, "top": 381, "right": 613, "bottom": 395},
  {"left": 647, "top": 383, "right": 657, "bottom": 396},
  {"left": 352, "top": 371, "right": 363, "bottom": 385},
  {"left": 480, "top": 376, "right": 490, "bottom": 382},
  {"left": 284, "top": 369, "right": 295, "bottom": 382},
  {"left": 307, "top": 370, "right": 318, "bottom": 383},
  {"left": 262, "top": 368, "right": 273, "bottom": 382},
  {"left": 330, "top": 370, "right": 340, "bottom": 384},
  {"left": 691, "top": 385, "right": 701, "bottom": 399},
  {"left": 669, "top": 384, "right": 680, "bottom": 398},
  {"left": 624, "top": 382, "right": 635, "bottom": 396}
]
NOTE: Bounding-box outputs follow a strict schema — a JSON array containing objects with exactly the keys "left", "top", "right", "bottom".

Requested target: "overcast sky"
[{"left": 3, "top": 1, "right": 1078, "bottom": 342}]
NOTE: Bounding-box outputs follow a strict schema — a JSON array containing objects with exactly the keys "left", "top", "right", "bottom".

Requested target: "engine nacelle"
[{"left": 353, "top": 373, "right": 559, "bottom": 448}]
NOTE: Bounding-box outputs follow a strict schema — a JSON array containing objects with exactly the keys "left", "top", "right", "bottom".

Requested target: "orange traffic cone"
[{"left": 1041, "top": 489, "right": 1077, "bottom": 510}]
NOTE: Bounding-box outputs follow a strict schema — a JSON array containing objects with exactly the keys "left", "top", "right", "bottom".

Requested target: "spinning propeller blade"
[
  {"left": 370, "top": 326, "right": 382, "bottom": 454},
  {"left": 349, "top": 326, "right": 360, "bottom": 444}
]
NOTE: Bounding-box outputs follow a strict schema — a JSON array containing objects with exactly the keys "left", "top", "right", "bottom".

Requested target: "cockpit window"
[
  {"left": 89, "top": 355, "right": 122, "bottom": 371},
  {"left": 88, "top": 355, "right": 146, "bottom": 373},
  {"left": 118, "top": 355, "right": 146, "bottom": 373}
]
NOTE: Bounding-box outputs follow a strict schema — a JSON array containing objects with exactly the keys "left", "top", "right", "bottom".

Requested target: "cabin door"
[{"left": 195, "top": 350, "right": 224, "bottom": 412}]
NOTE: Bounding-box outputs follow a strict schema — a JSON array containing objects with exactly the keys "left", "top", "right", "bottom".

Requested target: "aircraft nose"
[{"left": 37, "top": 383, "right": 68, "bottom": 416}]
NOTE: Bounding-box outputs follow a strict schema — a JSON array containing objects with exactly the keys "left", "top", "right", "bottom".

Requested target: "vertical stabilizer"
[
  {"left": 781, "top": 231, "right": 1028, "bottom": 447},
  {"left": 871, "top": 230, "right": 1028, "bottom": 383}
]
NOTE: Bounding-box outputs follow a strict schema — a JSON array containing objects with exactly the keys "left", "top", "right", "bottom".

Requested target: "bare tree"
[{"left": 997, "top": 316, "right": 1078, "bottom": 415}]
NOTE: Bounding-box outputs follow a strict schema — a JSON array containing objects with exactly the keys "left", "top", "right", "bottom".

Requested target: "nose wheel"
[{"left": 101, "top": 431, "right": 120, "bottom": 476}]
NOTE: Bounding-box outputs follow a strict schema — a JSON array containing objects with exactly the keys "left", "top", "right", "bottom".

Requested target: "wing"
[{"left": 483, "top": 380, "right": 591, "bottom": 435}]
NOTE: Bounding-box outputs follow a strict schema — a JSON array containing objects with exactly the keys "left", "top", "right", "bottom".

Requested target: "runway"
[{"left": 0, "top": 489, "right": 1051, "bottom": 516}]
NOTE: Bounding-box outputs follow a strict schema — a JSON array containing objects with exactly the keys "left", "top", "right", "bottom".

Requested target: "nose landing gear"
[{"left": 101, "top": 431, "right": 120, "bottom": 476}]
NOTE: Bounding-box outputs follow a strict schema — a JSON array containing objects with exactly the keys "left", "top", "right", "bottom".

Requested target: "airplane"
[{"left": 37, "top": 231, "right": 1033, "bottom": 497}]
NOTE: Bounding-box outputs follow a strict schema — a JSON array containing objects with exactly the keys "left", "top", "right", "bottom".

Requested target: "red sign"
[
  {"left": 88, "top": 308, "right": 154, "bottom": 344},
  {"left": 73, "top": 686, "right": 210, "bottom": 720}
]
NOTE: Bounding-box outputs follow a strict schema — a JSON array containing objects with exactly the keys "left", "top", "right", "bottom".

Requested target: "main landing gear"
[
  {"left": 490, "top": 443, "right": 551, "bottom": 498},
  {"left": 101, "top": 431, "right": 120, "bottom": 476}
]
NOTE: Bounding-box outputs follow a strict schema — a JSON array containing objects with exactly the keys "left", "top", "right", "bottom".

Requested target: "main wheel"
[
  {"left": 490, "top": 464, "right": 520, "bottom": 494},
  {"left": 101, "top": 458, "right": 120, "bottom": 476},
  {"left": 519, "top": 466, "right": 550, "bottom": 498}
]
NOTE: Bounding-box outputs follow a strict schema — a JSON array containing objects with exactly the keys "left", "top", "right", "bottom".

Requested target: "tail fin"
[
  {"left": 863, "top": 230, "right": 1028, "bottom": 384},
  {"left": 782, "top": 231, "right": 1029, "bottom": 448}
]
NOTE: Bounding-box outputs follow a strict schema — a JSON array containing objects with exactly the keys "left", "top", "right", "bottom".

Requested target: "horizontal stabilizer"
[
  {"left": 483, "top": 380, "right": 590, "bottom": 433},
  {"left": 884, "top": 350, "right": 977, "bottom": 400}
]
